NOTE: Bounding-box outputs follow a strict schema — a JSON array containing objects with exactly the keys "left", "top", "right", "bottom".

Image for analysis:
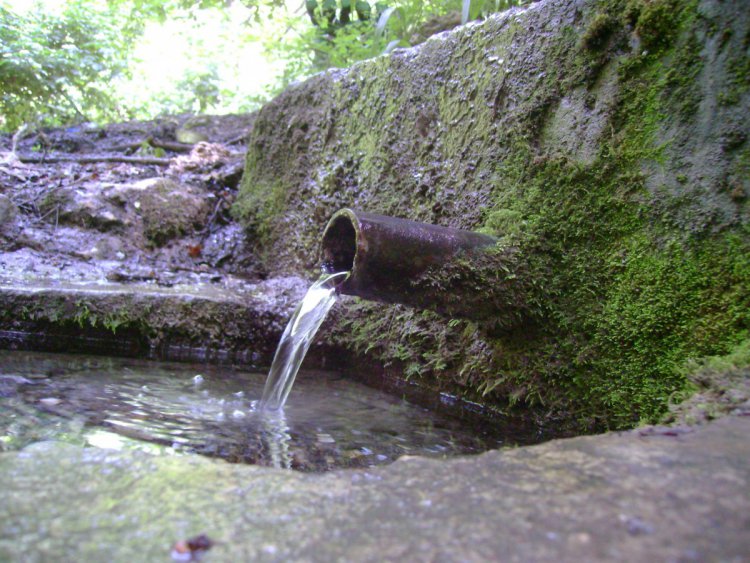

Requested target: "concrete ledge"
[{"left": 0, "top": 415, "right": 747, "bottom": 561}]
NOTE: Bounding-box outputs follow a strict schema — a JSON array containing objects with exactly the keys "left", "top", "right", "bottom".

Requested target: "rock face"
[
  {"left": 235, "top": 0, "right": 750, "bottom": 428},
  {"left": 0, "top": 415, "right": 748, "bottom": 561}
]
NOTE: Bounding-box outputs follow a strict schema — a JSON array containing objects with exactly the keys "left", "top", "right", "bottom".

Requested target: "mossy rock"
[
  {"left": 235, "top": 0, "right": 750, "bottom": 429},
  {"left": 108, "top": 178, "right": 211, "bottom": 246}
]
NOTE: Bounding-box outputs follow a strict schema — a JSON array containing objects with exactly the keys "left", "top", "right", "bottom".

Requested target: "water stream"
[{"left": 259, "top": 271, "right": 348, "bottom": 411}]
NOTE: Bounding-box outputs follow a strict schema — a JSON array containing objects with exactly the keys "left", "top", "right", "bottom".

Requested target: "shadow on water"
[{"left": 0, "top": 350, "right": 549, "bottom": 472}]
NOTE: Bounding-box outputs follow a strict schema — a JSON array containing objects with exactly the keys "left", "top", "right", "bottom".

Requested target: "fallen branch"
[
  {"left": 226, "top": 132, "right": 249, "bottom": 145},
  {"left": 150, "top": 138, "right": 195, "bottom": 152},
  {"left": 0, "top": 166, "right": 28, "bottom": 181},
  {"left": 110, "top": 137, "right": 195, "bottom": 154},
  {"left": 16, "top": 154, "right": 172, "bottom": 166}
]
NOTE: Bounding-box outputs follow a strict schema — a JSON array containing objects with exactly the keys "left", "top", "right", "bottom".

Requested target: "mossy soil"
[{"left": 236, "top": 0, "right": 750, "bottom": 430}]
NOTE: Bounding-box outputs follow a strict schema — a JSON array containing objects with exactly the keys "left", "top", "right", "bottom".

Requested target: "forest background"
[{"left": 0, "top": 0, "right": 524, "bottom": 133}]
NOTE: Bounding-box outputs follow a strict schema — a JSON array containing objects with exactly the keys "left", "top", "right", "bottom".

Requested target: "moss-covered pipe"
[{"left": 320, "top": 209, "right": 524, "bottom": 321}]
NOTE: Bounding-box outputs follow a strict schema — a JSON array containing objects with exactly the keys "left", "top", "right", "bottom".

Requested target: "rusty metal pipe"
[{"left": 320, "top": 209, "right": 523, "bottom": 321}]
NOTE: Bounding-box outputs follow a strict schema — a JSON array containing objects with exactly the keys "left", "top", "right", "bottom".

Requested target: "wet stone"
[{"left": 0, "top": 416, "right": 748, "bottom": 561}]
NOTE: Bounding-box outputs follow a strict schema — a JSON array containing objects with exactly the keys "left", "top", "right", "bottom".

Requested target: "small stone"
[
  {"left": 171, "top": 540, "right": 191, "bottom": 561},
  {"left": 316, "top": 433, "right": 335, "bottom": 444},
  {"left": 171, "top": 534, "right": 213, "bottom": 561},
  {"left": 39, "top": 397, "right": 61, "bottom": 406},
  {"left": 620, "top": 515, "right": 654, "bottom": 536},
  {"left": 569, "top": 532, "right": 591, "bottom": 545}
]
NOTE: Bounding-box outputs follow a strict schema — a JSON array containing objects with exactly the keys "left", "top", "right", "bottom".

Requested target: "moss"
[
  {"left": 136, "top": 179, "right": 209, "bottom": 247},
  {"left": 634, "top": 0, "right": 680, "bottom": 52},
  {"left": 480, "top": 209, "right": 526, "bottom": 238},
  {"left": 581, "top": 13, "right": 617, "bottom": 51},
  {"left": 662, "top": 29, "right": 703, "bottom": 119},
  {"left": 590, "top": 233, "right": 750, "bottom": 426},
  {"left": 231, "top": 180, "right": 288, "bottom": 252},
  {"left": 466, "top": 0, "right": 750, "bottom": 428},
  {"left": 237, "top": 0, "right": 747, "bottom": 430},
  {"left": 622, "top": 0, "right": 642, "bottom": 28},
  {"left": 661, "top": 339, "right": 750, "bottom": 425},
  {"left": 719, "top": 49, "right": 750, "bottom": 106}
]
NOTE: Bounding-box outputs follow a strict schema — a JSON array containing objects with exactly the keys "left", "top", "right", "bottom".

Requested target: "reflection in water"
[
  {"left": 259, "top": 409, "right": 292, "bottom": 469},
  {"left": 0, "top": 351, "right": 546, "bottom": 472}
]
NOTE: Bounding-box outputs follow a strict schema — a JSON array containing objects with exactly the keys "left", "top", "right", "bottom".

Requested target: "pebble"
[{"left": 39, "top": 397, "right": 61, "bottom": 406}]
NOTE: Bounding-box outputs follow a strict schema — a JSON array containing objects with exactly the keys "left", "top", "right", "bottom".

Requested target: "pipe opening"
[{"left": 321, "top": 213, "right": 357, "bottom": 273}]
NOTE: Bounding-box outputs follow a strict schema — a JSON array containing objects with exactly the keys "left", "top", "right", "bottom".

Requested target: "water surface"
[{"left": 0, "top": 350, "right": 542, "bottom": 471}]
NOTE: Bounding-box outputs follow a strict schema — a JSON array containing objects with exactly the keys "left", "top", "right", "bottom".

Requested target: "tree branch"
[{"left": 17, "top": 154, "right": 172, "bottom": 166}]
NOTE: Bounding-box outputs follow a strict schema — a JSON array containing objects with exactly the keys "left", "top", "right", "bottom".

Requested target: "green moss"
[
  {"left": 683, "top": 339, "right": 750, "bottom": 376},
  {"left": 480, "top": 209, "right": 526, "bottom": 238},
  {"left": 590, "top": 233, "right": 750, "bottom": 425},
  {"left": 237, "top": 0, "right": 746, "bottom": 430},
  {"left": 661, "top": 339, "right": 750, "bottom": 425},
  {"left": 580, "top": 13, "right": 617, "bottom": 51},
  {"left": 634, "top": 0, "right": 680, "bottom": 52},
  {"left": 622, "top": 0, "right": 642, "bottom": 28},
  {"left": 662, "top": 30, "right": 703, "bottom": 119},
  {"left": 463, "top": 0, "right": 750, "bottom": 428},
  {"left": 719, "top": 49, "right": 750, "bottom": 106},
  {"left": 231, "top": 179, "right": 288, "bottom": 249}
]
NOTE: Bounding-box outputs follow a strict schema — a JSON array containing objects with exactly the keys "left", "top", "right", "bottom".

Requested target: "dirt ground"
[{"left": 0, "top": 113, "right": 259, "bottom": 287}]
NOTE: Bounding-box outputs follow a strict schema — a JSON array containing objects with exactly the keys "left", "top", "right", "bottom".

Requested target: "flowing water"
[
  {"left": 0, "top": 350, "right": 547, "bottom": 471},
  {"left": 259, "top": 271, "right": 348, "bottom": 411}
]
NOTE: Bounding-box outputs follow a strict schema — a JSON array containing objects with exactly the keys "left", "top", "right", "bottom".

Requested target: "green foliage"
[
  {"left": 0, "top": 0, "right": 292, "bottom": 131},
  {"left": 462, "top": 0, "right": 526, "bottom": 25},
  {"left": 0, "top": 0, "right": 529, "bottom": 130},
  {"left": 0, "top": 1, "right": 130, "bottom": 131},
  {"left": 272, "top": 0, "right": 529, "bottom": 76}
]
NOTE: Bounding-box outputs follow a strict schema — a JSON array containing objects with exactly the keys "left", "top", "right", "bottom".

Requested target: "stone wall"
[{"left": 236, "top": 0, "right": 750, "bottom": 428}]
